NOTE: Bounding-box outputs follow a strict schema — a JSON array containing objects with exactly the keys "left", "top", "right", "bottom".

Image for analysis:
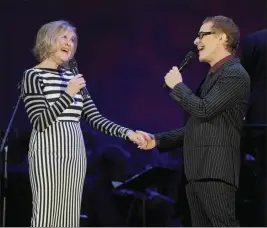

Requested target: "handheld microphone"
[
  {"left": 69, "top": 58, "right": 89, "bottom": 100},
  {"left": 163, "top": 48, "right": 198, "bottom": 87}
]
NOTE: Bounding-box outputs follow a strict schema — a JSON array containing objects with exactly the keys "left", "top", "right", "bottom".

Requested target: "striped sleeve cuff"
[
  {"left": 55, "top": 91, "right": 74, "bottom": 111},
  {"left": 61, "top": 91, "right": 74, "bottom": 104},
  {"left": 123, "top": 129, "right": 133, "bottom": 140}
]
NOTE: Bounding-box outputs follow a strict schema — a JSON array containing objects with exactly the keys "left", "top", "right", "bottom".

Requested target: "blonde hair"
[{"left": 33, "top": 20, "right": 78, "bottom": 62}]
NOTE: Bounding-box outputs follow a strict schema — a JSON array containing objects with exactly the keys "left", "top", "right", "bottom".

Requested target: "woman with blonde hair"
[{"left": 21, "top": 20, "right": 144, "bottom": 227}]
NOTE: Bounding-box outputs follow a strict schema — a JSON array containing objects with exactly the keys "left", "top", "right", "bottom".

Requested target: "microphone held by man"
[{"left": 163, "top": 48, "right": 198, "bottom": 87}]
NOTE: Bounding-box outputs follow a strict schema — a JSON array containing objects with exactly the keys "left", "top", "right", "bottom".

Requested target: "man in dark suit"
[
  {"left": 240, "top": 29, "right": 267, "bottom": 124},
  {"left": 137, "top": 16, "right": 251, "bottom": 227}
]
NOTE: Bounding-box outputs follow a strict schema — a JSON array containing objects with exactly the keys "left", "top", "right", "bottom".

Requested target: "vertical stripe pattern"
[
  {"left": 29, "top": 122, "right": 86, "bottom": 227},
  {"left": 21, "top": 67, "right": 132, "bottom": 227},
  {"left": 154, "top": 58, "right": 250, "bottom": 226},
  {"left": 154, "top": 58, "right": 251, "bottom": 187},
  {"left": 186, "top": 181, "right": 238, "bottom": 227}
]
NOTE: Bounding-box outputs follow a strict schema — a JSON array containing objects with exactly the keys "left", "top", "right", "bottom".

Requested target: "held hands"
[
  {"left": 164, "top": 66, "right": 183, "bottom": 89},
  {"left": 66, "top": 74, "right": 86, "bottom": 97},
  {"left": 126, "top": 130, "right": 147, "bottom": 146},
  {"left": 135, "top": 130, "right": 156, "bottom": 150}
]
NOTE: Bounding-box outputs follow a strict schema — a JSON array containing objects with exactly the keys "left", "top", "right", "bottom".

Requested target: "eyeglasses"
[{"left": 197, "top": 31, "right": 215, "bottom": 39}]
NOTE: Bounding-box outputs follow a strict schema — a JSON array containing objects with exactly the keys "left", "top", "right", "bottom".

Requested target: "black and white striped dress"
[{"left": 21, "top": 67, "right": 131, "bottom": 227}]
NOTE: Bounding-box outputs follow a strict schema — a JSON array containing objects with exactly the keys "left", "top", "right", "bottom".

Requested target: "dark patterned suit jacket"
[{"left": 155, "top": 58, "right": 250, "bottom": 188}]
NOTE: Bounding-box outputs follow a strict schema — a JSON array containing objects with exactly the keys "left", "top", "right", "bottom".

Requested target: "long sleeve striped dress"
[{"left": 21, "top": 67, "right": 131, "bottom": 227}]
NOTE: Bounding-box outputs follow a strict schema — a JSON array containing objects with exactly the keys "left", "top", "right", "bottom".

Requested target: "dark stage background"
[{"left": 0, "top": 0, "right": 266, "bottom": 226}]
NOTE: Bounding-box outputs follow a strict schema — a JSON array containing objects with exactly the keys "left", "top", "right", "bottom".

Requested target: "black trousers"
[{"left": 186, "top": 180, "right": 239, "bottom": 227}]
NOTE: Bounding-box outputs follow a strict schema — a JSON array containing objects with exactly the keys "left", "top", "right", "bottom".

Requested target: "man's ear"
[{"left": 220, "top": 33, "right": 228, "bottom": 43}]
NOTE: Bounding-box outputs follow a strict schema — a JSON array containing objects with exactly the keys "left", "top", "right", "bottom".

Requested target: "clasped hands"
[{"left": 126, "top": 130, "right": 156, "bottom": 150}]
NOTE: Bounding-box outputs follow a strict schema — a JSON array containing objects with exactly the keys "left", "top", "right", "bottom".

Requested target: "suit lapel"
[
  {"left": 196, "top": 71, "right": 214, "bottom": 97},
  {"left": 198, "top": 58, "right": 240, "bottom": 97},
  {"left": 201, "top": 68, "right": 224, "bottom": 96},
  {"left": 195, "top": 77, "right": 207, "bottom": 97}
]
